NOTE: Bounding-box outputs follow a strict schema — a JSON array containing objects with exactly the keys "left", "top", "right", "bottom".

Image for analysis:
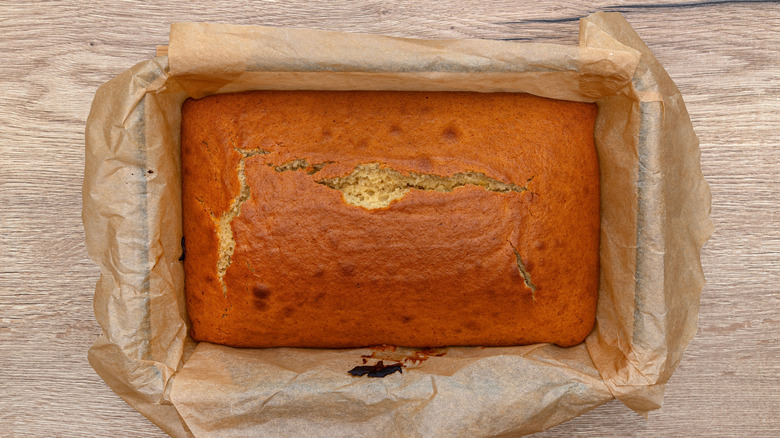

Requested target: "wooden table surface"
[{"left": 2, "top": 1, "right": 778, "bottom": 436}]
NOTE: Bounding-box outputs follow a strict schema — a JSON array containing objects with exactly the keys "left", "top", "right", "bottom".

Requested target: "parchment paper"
[{"left": 83, "top": 12, "right": 713, "bottom": 437}]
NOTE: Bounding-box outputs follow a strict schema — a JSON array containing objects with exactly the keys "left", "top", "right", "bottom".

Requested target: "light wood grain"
[{"left": 1, "top": 1, "right": 779, "bottom": 436}]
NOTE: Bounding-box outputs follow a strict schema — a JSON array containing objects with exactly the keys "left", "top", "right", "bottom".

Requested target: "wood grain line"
[{"left": 499, "top": 0, "right": 779, "bottom": 23}]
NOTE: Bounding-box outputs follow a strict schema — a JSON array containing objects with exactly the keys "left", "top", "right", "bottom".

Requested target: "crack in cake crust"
[
  {"left": 317, "top": 162, "right": 533, "bottom": 209},
  {"left": 214, "top": 148, "right": 268, "bottom": 297},
  {"left": 216, "top": 153, "right": 536, "bottom": 297},
  {"left": 509, "top": 242, "right": 537, "bottom": 300}
]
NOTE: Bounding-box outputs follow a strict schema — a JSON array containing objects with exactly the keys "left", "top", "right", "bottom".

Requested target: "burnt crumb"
[
  {"left": 147, "top": 169, "right": 154, "bottom": 174},
  {"left": 252, "top": 285, "right": 271, "bottom": 311},
  {"left": 348, "top": 361, "right": 403, "bottom": 378},
  {"left": 465, "top": 321, "right": 480, "bottom": 331},
  {"left": 441, "top": 127, "right": 459, "bottom": 143},
  {"left": 341, "top": 263, "right": 356, "bottom": 276},
  {"left": 178, "top": 237, "right": 186, "bottom": 261},
  {"left": 252, "top": 285, "right": 271, "bottom": 300}
]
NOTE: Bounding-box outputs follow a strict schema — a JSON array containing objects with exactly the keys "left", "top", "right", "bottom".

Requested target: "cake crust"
[{"left": 181, "top": 90, "right": 599, "bottom": 348}]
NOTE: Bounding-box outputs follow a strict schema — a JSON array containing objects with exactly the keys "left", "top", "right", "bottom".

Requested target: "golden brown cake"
[{"left": 181, "top": 90, "right": 599, "bottom": 348}]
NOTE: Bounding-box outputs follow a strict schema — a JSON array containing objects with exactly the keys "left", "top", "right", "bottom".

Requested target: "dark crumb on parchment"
[
  {"left": 348, "top": 360, "right": 403, "bottom": 378},
  {"left": 179, "top": 237, "right": 186, "bottom": 261}
]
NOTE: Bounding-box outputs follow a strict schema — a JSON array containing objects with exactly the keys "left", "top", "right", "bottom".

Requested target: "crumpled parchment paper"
[{"left": 83, "top": 12, "right": 712, "bottom": 437}]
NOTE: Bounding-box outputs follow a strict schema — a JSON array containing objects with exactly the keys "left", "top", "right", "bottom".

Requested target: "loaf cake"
[{"left": 181, "top": 90, "right": 599, "bottom": 348}]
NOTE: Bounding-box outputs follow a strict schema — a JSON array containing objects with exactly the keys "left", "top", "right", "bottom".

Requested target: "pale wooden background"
[{"left": 1, "top": 1, "right": 778, "bottom": 436}]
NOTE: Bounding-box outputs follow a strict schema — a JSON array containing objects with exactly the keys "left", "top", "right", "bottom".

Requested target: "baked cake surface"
[{"left": 181, "top": 90, "right": 599, "bottom": 348}]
